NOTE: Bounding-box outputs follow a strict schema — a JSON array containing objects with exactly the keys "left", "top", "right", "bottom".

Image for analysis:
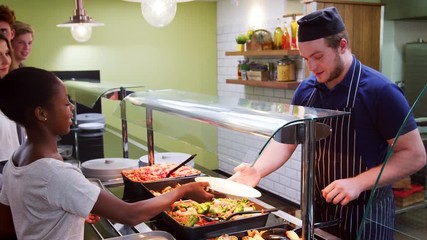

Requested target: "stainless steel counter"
[{"left": 84, "top": 166, "right": 340, "bottom": 240}]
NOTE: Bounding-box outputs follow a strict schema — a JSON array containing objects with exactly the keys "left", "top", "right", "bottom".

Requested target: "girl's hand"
[{"left": 85, "top": 213, "right": 101, "bottom": 224}]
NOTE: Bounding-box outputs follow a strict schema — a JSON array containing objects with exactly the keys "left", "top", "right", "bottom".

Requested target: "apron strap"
[{"left": 346, "top": 58, "right": 362, "bottom": 109}]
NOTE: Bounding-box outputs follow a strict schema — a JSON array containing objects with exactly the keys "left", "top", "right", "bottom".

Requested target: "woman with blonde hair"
[
  {"left": 0, "top": 32, "right": 18, "bottom": 240},
  {"left": 0, "top": 33, "right": 19, "bottom": 163},
  {"left": 11, "top": 21, "right": 34, "bottom": 68}
]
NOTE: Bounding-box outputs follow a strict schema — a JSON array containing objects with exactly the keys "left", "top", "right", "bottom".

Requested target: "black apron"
[{"left": 307, "top": 59, "right": 395, "bottom": 240}]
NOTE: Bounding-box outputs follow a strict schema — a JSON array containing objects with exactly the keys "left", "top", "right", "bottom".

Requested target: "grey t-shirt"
[{"left": 0, "top": 158, "right": 101, "bottom": 240}]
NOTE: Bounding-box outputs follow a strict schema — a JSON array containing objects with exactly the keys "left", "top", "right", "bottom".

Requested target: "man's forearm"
[{"left": 253, "top": 140, "right": 297, "bottom": 177}]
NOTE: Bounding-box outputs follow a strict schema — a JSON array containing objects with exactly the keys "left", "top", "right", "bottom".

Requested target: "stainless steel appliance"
[
  {"left": 403, "top": 42, "right": 427, "bottom": 197},
  {"left": 403, "top": 42, "right": 427, "bottom": 118}
]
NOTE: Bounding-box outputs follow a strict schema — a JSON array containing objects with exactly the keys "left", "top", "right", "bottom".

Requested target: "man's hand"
[
  {"left": 228, "top": 163, "right": 261, "bottom": 187},
  {"left": 321, "top": 178, "right": 363, "bottom": 206}
]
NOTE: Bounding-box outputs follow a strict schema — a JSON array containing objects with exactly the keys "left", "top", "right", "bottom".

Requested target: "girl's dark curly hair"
[{"left": 0, "top": 67, "right": 61, "bottom": 126}]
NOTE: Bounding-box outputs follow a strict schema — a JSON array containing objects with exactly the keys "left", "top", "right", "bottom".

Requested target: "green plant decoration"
[{"left": 235, "top": 34, "right": 248, "bottom": 44}]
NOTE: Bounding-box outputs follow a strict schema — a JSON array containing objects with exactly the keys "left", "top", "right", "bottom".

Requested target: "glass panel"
[
  {"left": 64, "top": 80, "right": 144, "bottom": 108},
  {"left": 357, "top": 85, "right": 427, "bottom": 240}
]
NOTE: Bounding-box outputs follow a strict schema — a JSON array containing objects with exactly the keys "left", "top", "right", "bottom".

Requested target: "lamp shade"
[
  {"left": 57, "top": 0, "right": 104, "bottom": 42},
  {"left": 140, "top": 0, "right": 177, "bottom": 27}
]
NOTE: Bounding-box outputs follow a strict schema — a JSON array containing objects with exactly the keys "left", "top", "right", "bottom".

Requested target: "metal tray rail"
[
  {"left": 206, "top": 224, "right": 288, "bottom": 239},
  {"left": 105, "top": 231, "right": 176, "bottom": 240}
]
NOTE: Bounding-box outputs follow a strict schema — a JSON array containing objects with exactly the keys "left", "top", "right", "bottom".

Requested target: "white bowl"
[
  {"left": 81, "top": 158, "right": 139, "bottom": 181},
  {"left": 139, "top": 152, "right": 195, "bottom": 167}
]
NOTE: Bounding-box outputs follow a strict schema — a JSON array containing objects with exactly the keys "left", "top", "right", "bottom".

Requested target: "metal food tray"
[
  {"left": 206, "top": 224, "right": 288, "bottom": 239},
  {"left": 127, "top": 176, "right": 269, "bottom": 240},
  {"left": 161, "top": 211, "right": 269, "bottom": 240},
  {"left": 106, "top": 231, "right": 176, "bottom": 240},
  {"left": 207, "top": 224, "right": 330, "bottom": 240}
]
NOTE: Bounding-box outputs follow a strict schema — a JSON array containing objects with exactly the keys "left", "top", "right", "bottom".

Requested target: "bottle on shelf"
[
  {"left": 268, "top": 62, "right": 277, "bottom": 81},
  {"left": 247, "top": 27, "right": 254, "bottom": 42},
  {"left": 240, "top": 60, "right": 250, "bottom": 80},
  {"left": 282, "top": 20, "right": 290, "bottom": 50},
  {"left": 237, "top": 60, "right": 242, "bottom": 80},
  {"left": 290, "top": 14, "right": 298, "bottom": 50},
  {"left": 273, "top": 18, "right": 283, "bottom": 50}
]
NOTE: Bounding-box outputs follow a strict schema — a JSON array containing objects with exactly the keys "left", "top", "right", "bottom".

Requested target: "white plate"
[
  {"left": 79, "top": 122, "right": 105, "bottom": 130},
  {"left": 195, "top": 176, "right": 261, "bottom": 198}
]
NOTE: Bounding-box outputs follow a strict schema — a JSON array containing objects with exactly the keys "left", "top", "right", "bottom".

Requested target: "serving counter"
[
  {"left": 84, "top": 165, "right": 340, "bottom": 240},
  {"left": 112, "top": 89, "right": 349, "bottom": 240},
  {"left": 76, "top": 87, "right": 426, "bottom": 239}
]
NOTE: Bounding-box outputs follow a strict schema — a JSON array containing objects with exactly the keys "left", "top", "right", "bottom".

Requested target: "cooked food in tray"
[
  {"left": 217, "top": 229, "right": 266, "bottom": 240},
  {"left": 121, "top": 163, "right": 201, "bottom": 182},
  {"left": 215, "top": 234, "right": 239, "bottom": 240},
  {"left": 214, "top": 228, "right": 301, "bottom": 240},
  {"left": 168, "top": 198, "right": 258, "bottom": 227},
  {"left": 150, "top": 183, "right": 183, "bottom": 196}
]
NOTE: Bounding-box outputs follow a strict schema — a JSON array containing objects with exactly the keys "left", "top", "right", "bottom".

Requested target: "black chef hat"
[{"left": 297, "top": 7, "right": 345, "bottom": 42}]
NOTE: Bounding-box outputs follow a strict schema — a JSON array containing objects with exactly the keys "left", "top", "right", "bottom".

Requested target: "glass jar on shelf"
[{"left": 277, "top": 57, "right": 296, "bottom": 82}]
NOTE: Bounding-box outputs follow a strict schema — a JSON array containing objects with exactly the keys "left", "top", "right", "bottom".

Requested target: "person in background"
[
  {"left": 0, "top": 34, "right": 19, "bottom": 178},
  {"left": 230, "top": 7, "right": 426, "bottom": 239},
  {"left": 0, "top": 32, "right": 17, "bottom": 240},
  {"left": 11, "top": 21, "right": 33, "bottom": 68},
  {"left": 0, "top": 34, "right": 12, "bottom": 77},
  {"left": 0, "top": 4, "right": 21, "bottom": 179},
  {"left": 0, "top": 5, "right": 15, "bottom": 41},
  {"left": 0, "top": 4, "right": 20, "bottom": 164},
  {"left": 0, "top": 67, "right": 215, "bottom": 240}
]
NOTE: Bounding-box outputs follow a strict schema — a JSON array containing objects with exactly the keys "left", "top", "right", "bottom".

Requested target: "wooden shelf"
[
  {"left": 226, "top": 79, "right": 300, "bottom": 89},
  {"left": 225, "top": 49, "right": 300, "bottom": 57}
]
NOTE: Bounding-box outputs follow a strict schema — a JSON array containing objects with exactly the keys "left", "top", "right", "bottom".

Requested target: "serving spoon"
[
  {"left": 165, "top": 154, "right": 197, "bottom": 178},
  {"left": 201, "top": 208, "right": 279, "bottom": 222}
]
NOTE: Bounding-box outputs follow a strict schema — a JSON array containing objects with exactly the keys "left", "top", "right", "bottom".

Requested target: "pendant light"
[
  {"left": 141, "top": 0, "right": 177, "bottom": 27},
  {"left": 123, "top": 0, "right": 194, "bottom": 3},
  {"left": 57, "top": 0, "right": 104, "bottom": 42},
  {"left": 123, "top": 0, "right": 194, "bottom": 28}
]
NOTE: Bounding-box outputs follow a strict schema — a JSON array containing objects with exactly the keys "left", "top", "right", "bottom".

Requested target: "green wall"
[{"left": 3, "top": 0, "right": 218, "bottom": 168}]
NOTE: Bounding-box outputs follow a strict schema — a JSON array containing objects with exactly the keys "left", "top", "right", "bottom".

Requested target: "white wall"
[
  {"left": 216, "top": 0, "right": 304, "bottom": 204},
  {"left": 381, "top": 19, "right": 427, "bottom": 84}
]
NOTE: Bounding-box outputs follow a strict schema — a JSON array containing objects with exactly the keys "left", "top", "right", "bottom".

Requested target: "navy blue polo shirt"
[{"left": 292, "top": 56, "right": 418, "bottom": 168}]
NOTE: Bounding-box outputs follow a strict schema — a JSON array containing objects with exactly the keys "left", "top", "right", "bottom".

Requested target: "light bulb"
[
  {"left": 71, "top": 24, "right": 92, "bottom": 42},
  {"left": 141, "top": 0, "right": 177, "bottom": 27}
]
